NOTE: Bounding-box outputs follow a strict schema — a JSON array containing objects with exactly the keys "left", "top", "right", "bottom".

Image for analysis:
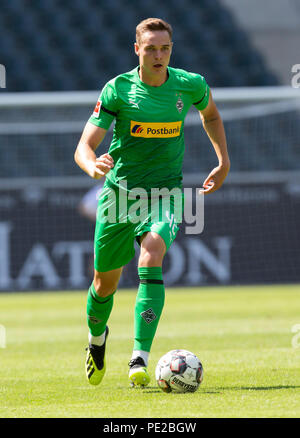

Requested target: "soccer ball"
[{"left": 155, "top": 349, "right": 203, "bottom": 393}]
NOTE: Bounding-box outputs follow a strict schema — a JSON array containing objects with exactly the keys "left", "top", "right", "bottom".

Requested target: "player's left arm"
[{"left": 198, "top": 90, "right": 230, "bottom": 194}]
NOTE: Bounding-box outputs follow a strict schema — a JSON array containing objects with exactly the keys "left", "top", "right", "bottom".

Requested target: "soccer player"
[{"left": 74, "top": 18, "right": 230, "bottom": 387}]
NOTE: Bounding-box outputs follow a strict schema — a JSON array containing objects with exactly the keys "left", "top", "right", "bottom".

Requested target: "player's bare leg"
[
  {"left": 139, "top": 232, "right": 166, "bottom": 267},
  {"left": 129, "top": 232, "right": 166, "bottom": 387},
  {"left": 86, "top": 267, "right": 122, "bottom": 385}
]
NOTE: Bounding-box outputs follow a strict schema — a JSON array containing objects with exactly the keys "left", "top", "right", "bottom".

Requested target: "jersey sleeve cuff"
[
  {"left": 193, "top": 85, "right": 210, "bottom": 111},
  {"left": 88, "top": 115, "right": 113, "bottom": 130}
]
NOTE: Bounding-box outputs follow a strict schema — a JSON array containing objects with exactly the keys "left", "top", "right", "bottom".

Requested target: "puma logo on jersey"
[{"left": 129, "top": 99, "right": 141, "bottom": 109}]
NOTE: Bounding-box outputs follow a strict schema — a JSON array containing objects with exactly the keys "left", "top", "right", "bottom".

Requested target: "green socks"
[
  {"left": 134, "top": 267, "right": 165, "bottom": 352},
  {"left": 87, "top": 267, "right": 165, "bottom": 353},
  {"left": 87, "top": 284, "right": 115, "bottom": 337}
]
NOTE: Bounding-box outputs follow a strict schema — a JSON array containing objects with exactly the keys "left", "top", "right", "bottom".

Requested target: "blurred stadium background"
[{"left": 0, "top": 0, "right": 299, "bottom": 292}]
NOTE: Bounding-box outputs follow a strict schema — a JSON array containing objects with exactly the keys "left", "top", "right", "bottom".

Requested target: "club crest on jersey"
[
  {"left": 93, "top": 99, "right": 102, "bottom": 118},
  {"left": 176, "top": 95, "right": 184, "bottom": 113}
]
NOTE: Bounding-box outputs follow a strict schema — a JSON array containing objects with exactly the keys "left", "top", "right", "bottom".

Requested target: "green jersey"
[{"left": 89, "top": 66, "right": 209, "bottom": 192}]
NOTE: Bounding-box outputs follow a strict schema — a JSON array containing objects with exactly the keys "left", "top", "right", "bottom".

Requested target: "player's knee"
[
  {"left": 139, "top": 248, "right": 164, "bottom": 267},
  {"left": 139, "top": 232, "right": 166, "bottom": 267},
  {"left": 93, "top": 282, "right": 116, "bottom": 298},
  {"left": 93, "top": 276, "right": 118, "bottom": 298}
]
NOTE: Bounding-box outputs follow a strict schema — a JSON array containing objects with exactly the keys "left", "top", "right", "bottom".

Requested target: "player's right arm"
[{"left": 74, "top": 122, "right": 114, "bottom": 179}]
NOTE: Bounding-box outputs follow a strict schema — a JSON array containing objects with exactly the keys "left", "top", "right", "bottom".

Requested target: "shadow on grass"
[
  {"left": 131, "top": 384, "right": 300, "bottom": 395},
  {"left": 130, "top": 385, "right": 161, "bottom": 394},
  {"left": 204, "top": 385, "right": 300, "bottom": 392},
  {"left": 140, "top": 386, "right": 221, "bottom": 394}
]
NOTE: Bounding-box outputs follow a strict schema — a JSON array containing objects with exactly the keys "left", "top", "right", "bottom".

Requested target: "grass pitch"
[{"left": 0, "top": 285, "right": 299, "bottom": 418}]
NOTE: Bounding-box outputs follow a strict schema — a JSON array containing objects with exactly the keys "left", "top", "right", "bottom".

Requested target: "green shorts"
[{"left": 94, "top": 182, "right": 184, "bottom": 272}]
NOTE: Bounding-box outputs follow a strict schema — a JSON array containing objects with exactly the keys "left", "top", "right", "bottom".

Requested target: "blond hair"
[{"left": 136, "top": 18, "right": 173, "bottom": 45}]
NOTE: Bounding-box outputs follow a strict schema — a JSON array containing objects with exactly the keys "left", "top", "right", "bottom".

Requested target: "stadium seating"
[
  {"left": 1, "top": 0, "right": 279, "bottom": 92},
  {"left": 2, "top": 0, "right": 297, "bottom": 179}
]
